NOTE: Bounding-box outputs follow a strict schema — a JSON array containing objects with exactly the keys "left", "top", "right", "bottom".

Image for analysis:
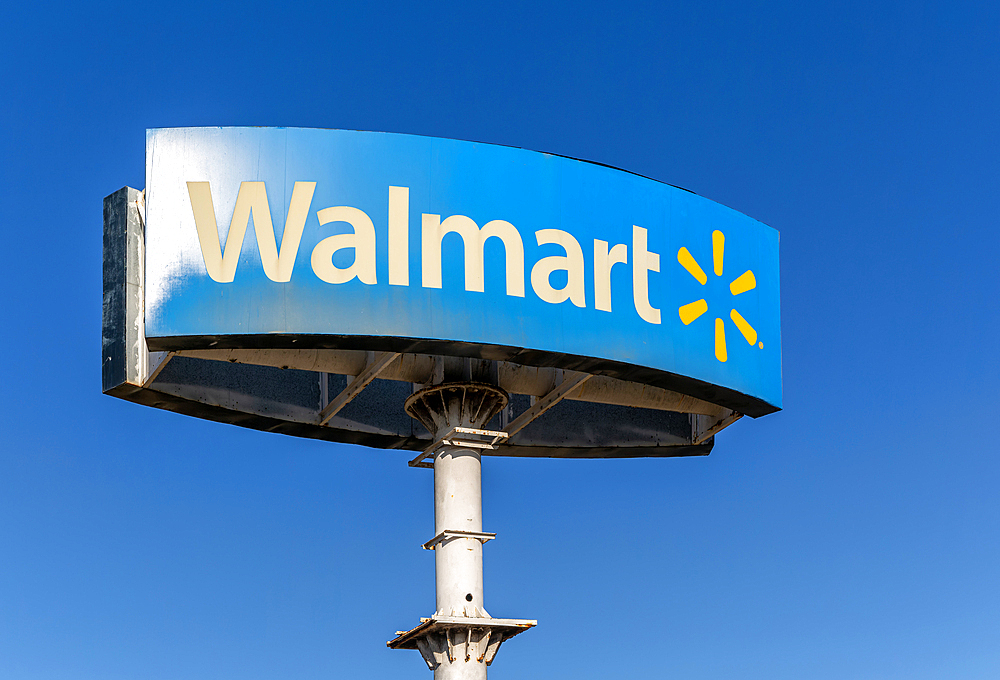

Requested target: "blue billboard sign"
[{"left": 144, "top": 127, "right": 781, "bottom": 415}]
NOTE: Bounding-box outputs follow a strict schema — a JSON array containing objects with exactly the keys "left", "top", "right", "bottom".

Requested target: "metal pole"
[
  {"left": 390, "top": 383, "right": 534, "bottom": 675},
  {"left": 434, "top": 445, "right": 484, "bottom": 618},
  {"left": 432, "top": 443, "right": 486, "bottom": 680}
]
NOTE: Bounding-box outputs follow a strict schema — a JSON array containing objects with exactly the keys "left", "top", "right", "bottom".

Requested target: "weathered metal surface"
[
  {"left": 108, "top": 351, "right": 721, "bottom": 458},
  {"left": 410, "top": 427, "right": 509, "bottom": 469},
  {"left": 102, "top": 187, "right": 146, "bottom": 395},
  {"left": 317, "top": 351, "right": 400, "bottom": 425},
  {"left": 503, "top": 370, "right": 591, "bottom": 437},
  {"left": 387, "top": 615, "right": 537, "bottom": 670},
  {"left": 176, "top": 348, "right": 727, "bottom": 416},
  {"left": 692, "top": 409, "right": 743, "bottom": 445},
  {"left": 405, "top": 384, "right": 509, "bottom": 442}
]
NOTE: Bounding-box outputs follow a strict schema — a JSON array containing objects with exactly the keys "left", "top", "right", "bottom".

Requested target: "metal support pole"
[
  {"left": 389, "top": 383, "right": 535, "bottom": 677},
  {"left": 432, "top": 442, "right": 486, "bottom": 680},
  {"left": 434, "top": 444, "right": 485, "bottom": 619}
]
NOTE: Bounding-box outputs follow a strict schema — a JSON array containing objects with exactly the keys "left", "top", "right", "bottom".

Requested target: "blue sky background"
[{"left": 2, "top": 2, "right": 998, "bottom": 678}]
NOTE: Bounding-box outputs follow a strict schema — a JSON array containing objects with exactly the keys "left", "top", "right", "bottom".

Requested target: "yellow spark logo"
[{"left": 677, "top": 230, "right": 762, "bottom": 362}]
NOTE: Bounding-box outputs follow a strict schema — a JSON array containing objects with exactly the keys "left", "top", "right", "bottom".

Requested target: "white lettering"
[
  {"left": 388, "top": 186, "right": 409, "bottom": 286},
  {"left": 421, "top": 214, "right": 525, "bottom": 296},
  {"left": 632, "top": 225, "right": 661, "bottom": 324},
  {"left": 189, "top": 181, "right": 668, "bottom": 326},
  {"left": 187, "top": 181, "right": 316, "bottom": 283},
  {"left": 310, "top": 206, "right": 378, "bottom": 285},
  {"left": 531, "top": 229, "right": 586, "bottom": 307},
  {"left": 593, "top": 239, "right": 628, "bottom": 312}
]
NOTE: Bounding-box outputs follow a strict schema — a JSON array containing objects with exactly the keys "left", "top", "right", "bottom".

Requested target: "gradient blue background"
[
  {"left": 2, "top": 2, "right": 998, "bottom": 679},
  {"left": 146, "top": 126, "right": 781, "bottom": 408}
]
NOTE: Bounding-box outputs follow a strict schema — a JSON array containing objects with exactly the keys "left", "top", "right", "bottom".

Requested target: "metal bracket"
[
  {"left": 504, "top": 370, "right": 592, "bottom": 437},
  {"left": 408, "top": 426, "right": 508, "bottom": 468},
  {"left": 387, "top": 614, "right": 536, "bottom": 669},
  {"left": 318, "top": 352, "right": 400, "bottom": 426},
  {"left": 143, "top": 351, "right": 174, "bottom": 388},
  {"left": 691, "top": 409, "right": 743, "bottom": 444},
  {"left": 422, "top": 529, "right": 497, "bottom": 551}
]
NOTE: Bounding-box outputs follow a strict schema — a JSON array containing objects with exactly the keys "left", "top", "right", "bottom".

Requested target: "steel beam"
[{"left": 318, "top": 351, "right": 400, "bottom": 425}]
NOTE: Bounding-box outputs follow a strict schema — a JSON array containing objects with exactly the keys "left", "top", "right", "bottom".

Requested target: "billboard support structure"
[
  {"left": 103, "top": 127, "right": 783, "bottom": 676},
  {"left": 388, "top": 383, "right": 535, "bottom": 676}
]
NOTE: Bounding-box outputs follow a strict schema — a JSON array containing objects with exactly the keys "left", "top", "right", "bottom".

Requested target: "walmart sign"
[{"left": 145, "top": 127, "right": 781, "bottom": 414}]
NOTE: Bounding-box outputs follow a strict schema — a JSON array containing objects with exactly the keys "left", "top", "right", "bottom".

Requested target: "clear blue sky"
[{"left": 2, "top": 2, "right": 998, "bottom": 678}]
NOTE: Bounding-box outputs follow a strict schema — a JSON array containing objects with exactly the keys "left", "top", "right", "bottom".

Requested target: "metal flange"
[
  {"left": 387, "top": 614, "right": 537, "bottom": 670},
  {"left": 422, "top": 529, "right": 497, "bottom": 551},
  {"left": 404, "top": 382, "right": 509, "bottom": 440},
  {"left": 408, "top": 426, "right": 509, "bottom": 468}
]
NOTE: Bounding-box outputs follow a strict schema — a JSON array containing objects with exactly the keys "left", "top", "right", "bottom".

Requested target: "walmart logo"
[{"left": 677, "top": 230, "right": 762, "bottom": 363}]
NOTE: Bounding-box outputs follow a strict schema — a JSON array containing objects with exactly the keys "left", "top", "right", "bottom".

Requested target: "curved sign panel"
[{"left": 145, "top": 127, "right": 781, "bottom": 415}]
